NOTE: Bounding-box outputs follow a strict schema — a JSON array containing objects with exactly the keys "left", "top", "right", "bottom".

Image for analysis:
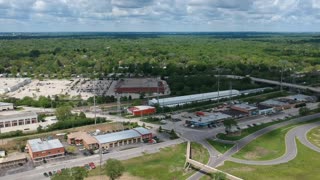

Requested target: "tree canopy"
[{"left": 104, "top": 158, "right": 125, "bottom": 180}]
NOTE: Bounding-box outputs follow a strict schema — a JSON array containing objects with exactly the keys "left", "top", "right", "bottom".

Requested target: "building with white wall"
[{"left": 0, "top": 102, "right": 14, "bottom": 111}]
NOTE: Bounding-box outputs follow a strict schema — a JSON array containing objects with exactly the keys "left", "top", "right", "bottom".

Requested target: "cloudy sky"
[{"left": 0, "top": 0, "right": 319, "bottom": 32}]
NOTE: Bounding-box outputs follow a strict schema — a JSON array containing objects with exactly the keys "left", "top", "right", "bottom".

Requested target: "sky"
[{"left": 0, "top": 0, "right": 319, "bottom": 32}]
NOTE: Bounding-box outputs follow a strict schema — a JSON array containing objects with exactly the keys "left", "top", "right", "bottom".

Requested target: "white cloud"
[{"left": 0, "top": 0, "right": 319, "bottom": 32}]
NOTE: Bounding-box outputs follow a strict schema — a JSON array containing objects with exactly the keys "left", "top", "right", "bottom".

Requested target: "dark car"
[
  {"left": 48, "top": 171, "right": 53, "bottom": 176},
  {"left": 43, "top": 172, "right": 49, "bottom": 177}
]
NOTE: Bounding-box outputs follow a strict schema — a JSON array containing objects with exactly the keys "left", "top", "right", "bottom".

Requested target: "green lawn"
[
  {"left": 216, "top": 119, "right": 292, "bottom": 141},
  {"left": 232, "top": 124, "right": 298, "bottom": 160},
  {"left": 307, "top": 126, "right": 320, "bottom": 148},
  {"left": 218, "top": 140, "right": 320, "bottom": 180},
  {"left": 207, "top": 139, "right": 234, "bottom": 154},
  {"left": 88, "top": 142, "right": 210, "bottom": 180},
  {"left": 232, "top": 118, "right": 320, "bottom": 160},
  {"left": 190, "top": 142, "right": 210, "bottom": 164}
]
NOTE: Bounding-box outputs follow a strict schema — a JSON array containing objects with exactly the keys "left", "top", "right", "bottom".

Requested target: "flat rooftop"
[
  {"left": 68, "top": 131, "right": 98, "bottom": 145},
  {"left": 0, "top": 152, "right": 26, "bottom": 164},
  {"left": 27, "top": 138, "right": 64, "bottom": 153},
  {"left": 94, "top": 129, "right": 142, "bottom": 144},
  {"left": 116, "top": 78, "right": 162, "bottom": 88},
  {"left": 0, "top": 102, "right": 13, "bottom": 106},
  {"left": 189, "top": 112, "right": 232, "bottom": 123},
  {"left": 232, "top": 103, "right": 257, "bottom": 111},
  {"left": 0, "top": 111, "right": 37, "bottom": 122},
  {"left": 260, "top": 99, "right": 289, "bottom": 106}
]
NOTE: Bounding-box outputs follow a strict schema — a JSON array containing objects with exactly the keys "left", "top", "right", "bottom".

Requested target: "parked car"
[
  {"left": 84, "top": 164, "right": 91, "bottom": 170},
  {"left": 43, "top": 172, "right": 49, "bottom": 177},
  {"left": 48, "top": 171, "right": 53, "bottom": 176},
  {"left": 89, "top": 162, "right": 96, "bottom": 169}
]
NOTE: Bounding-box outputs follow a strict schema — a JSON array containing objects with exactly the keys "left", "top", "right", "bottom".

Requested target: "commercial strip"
[
  {"left": 26, "top": 138, "right": 65, "bottom": 162},
  {"left": 149, "top": 89, "right": 240, "bottom": 107},
  {"left": 67, "top": 127, "right": 153, "bottom": 150}
]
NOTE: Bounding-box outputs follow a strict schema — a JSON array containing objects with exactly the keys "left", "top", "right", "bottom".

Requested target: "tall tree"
[
  {"left": 105, "top": 159, "right": 125, "bottom": 180},
  {"left": 55, "top": 105, "right": 72, "bottom": 121}
]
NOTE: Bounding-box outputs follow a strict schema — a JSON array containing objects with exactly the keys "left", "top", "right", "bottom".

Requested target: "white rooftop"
[
  {"left": 190, "top": 112, "right": 232, "bottom": 123},
  {"left": 149, "top": 89, "right": 240, "bottom": 107},
  {"left": 0, "top": 102, "right": 13, "bottom": 106},
  {"left": 0, "top": 111, "right": 37, "bottom": 122},
  {"left": 232, "top": 103, "right": 257, "bottom": 111},
  {"left": 94, "top": 129, "right": 141, "bottom": 144},
  {"left": 133, "top": 127, "right": 151, "bottom": 135},
  {"left": 27, "top": 138, "right": 63, "bottom": 153}
]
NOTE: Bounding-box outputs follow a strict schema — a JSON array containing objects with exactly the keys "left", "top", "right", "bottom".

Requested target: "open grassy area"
[
  {"left": 88, "top": 142, "right": 210, "bottom": 180},
  {"left": 218, "top": 140, "right": 320, "bottom": 180},
  {"left": 190, "top": 142, "right": 210, "bottom": 164},
  {"left": 307, "top": 126, "right": 320, "bottom": 148},
  {"left": 232, "top": 118, "right": 320, "bottom": 160},
  {"left": 216, "top": 119, "right": 292, "bottom": 141},
  {"left": 207, "top": 139, "right": 234, "bottom": 154}
]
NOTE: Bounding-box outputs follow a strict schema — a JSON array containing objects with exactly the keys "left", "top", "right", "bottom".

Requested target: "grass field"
[
  {"left": 232, "top": 118, "right": 320, "bottom": 160},
  {"left": 232, "top": 123, "right": 298, "bottom": 160},
  {"left": 218, "top": 140, "right": 320, "bottom": 180},
  {"left": 207, "top": 139, "right": 234, "bottom": 154},
  {"left": 307, "top": 126, "right": 320, "bottom": 148},
  {"left": 216, "top": 119, "right": 292, "bottom": 141},
  {"left": 88, "top": 142, "right": 209, "bottom": 180}
]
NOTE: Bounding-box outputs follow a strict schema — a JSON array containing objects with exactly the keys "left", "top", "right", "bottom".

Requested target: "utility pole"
[
  {"left": 280, "top": 65, "right": 283, "bottom": 92},
  {"left": 217, "top": 68, "right": 220, "bottom": 103},
  {"left": 94, "top": 80, "right": 97, "bottom": 125}
]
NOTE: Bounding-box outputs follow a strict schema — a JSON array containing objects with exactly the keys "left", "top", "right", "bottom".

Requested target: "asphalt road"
[
  {"left": 0, "top": 138, "right": 185, "bottom": 180},
  {"left": 188, "top": 113, "right": 320, "bottom": 180},
  {"left": 229, "top": 121, "right": 320, "bottom": 165}
]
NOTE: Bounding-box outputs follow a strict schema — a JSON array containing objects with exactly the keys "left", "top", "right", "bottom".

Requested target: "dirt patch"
[
  {"left": 243, "top": 146, "right": 274, "bottom": 160},
  {"left": 229, "top": 166, "right": 255, "bottom": 172},
  {"left": 86, "top": 173, "right": 143, "bottom": 180}
]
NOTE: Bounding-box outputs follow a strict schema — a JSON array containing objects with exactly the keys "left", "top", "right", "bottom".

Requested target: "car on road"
[
  {"left": 48, "top": 171, "right": 52, "bottom": 176},
  {"left": 43, "top": 172, "right": 49, "bottom": 177},
  {"left": 89, "top": 162, "right": 96, "bottom": 169}
]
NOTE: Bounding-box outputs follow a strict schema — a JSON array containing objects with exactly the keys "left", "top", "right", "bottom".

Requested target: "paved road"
[
  {"left": 0, "top": 138, "right": 185, "bottom": 180},
  {"left": 229, "top": 121, "right": 320, "bottom": 165},
  {"left": 188, "top": 113, "right": 320, "bottom": 180},
  {"left": 222, "top": 75, "right": 320, "bottom": 93}
]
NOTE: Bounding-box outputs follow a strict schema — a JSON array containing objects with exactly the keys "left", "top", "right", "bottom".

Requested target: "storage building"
[
  {"left": 149, "top": 90, "right": 240, "bottom": 107},
  {"left": 230, "top": 104, "right": 258, "bottom": 116},
  {"left": 0, "top": 111, "right": 38, "bottom": 128},
  {"left": 127, "top": 106, "right": 156, "bottom": 116},
  {"left": 115, "top": 78, "right": 166, "bottom": 94},
  {"left": 67, "top": 132, "right": 99, "bottom": 150}
]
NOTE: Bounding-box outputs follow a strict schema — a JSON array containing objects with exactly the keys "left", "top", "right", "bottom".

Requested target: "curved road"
[
  {"left": 188, "top": 113, "right": 320, "bottom": 180},
  {"left": 229, "top": 121, "right": 320, "bottom": 165}
]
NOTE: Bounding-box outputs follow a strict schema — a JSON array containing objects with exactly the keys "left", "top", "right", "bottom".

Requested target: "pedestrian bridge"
[{"left": 185, "top": 141, "right": 243, "bottom": 180}]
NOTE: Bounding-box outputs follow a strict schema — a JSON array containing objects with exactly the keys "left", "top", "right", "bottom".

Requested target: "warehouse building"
[
  {"left": 26, "top": 138, "right": 65, "bottom": 161},
  {"left": 115, "top": 78, "right": 166, "bottom": 94},
  {"left": 149, "top": 90, "right": 240, "bottom": 107},
  {"left": 127, "top": 106, "right": 156, "bottom": 116},
  {"left": 230, "top": 103, "right": 258, "bottom": 116},
  {"left": 0, "top": 102, "right": 14, "bottom": 111},
  {"left": 94, "top": 127, "right": 152, "bottom": 150},
  {"left": 0, "top": 111, "right": 38, "bottom": 128}
]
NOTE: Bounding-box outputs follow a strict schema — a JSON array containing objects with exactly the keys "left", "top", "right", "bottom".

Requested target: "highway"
[{"left": 221, "top": 75, "right": 320, "bottom": 93}]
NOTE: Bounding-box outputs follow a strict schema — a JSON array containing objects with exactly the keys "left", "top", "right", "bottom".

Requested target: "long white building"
[
  {"left": 148, "top": 89, "right": 240, "bottom": 107},
  {"left": 0, "top": 111, "right": 38, "bottom": 129}
]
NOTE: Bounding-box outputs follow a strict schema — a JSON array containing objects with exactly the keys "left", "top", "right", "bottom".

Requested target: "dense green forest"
[{"left": 0, "top": 33, "right": 320, "bottom": 84}]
